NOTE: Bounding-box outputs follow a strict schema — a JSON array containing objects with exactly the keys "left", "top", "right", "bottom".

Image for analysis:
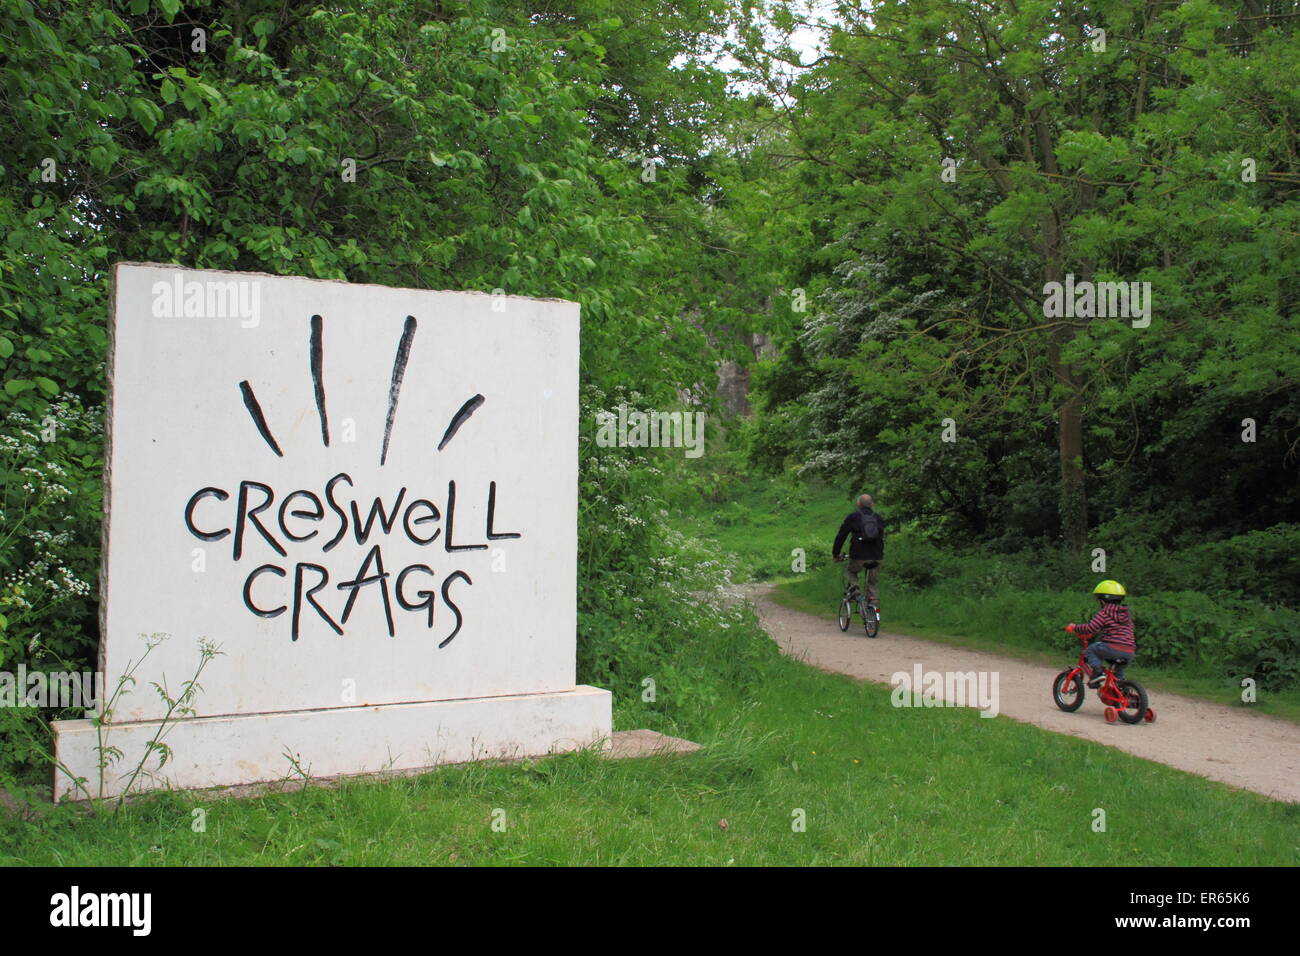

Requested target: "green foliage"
[
  {"left": 670, "top": 472, "right": 849, "bottom": 581},
  {"left": 0, "top": 398, "right": 102, "bottom": 782},
  {"left": 741, "top": 0, "right": 1300, "bottom": 553},
  {"left": 1094, "top": 523, "right": 1300, "bottom": 606},
  {"left": 0, "top": 400, "right": 100, "bottom": 665},
  {"left": 0, "top": 0, "right": 761, "bottom": 781},
  {"left": 1124, "top": 593, "right": 1300, "bottom": 691},
  {"left": 577, "top": 386, "right": 779, "bottom": 730},
  {"left": 876, "top": 538, "right": 961, "bottom": 591}
]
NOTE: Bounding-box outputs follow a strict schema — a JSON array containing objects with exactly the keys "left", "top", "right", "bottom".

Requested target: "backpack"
[{"left": 855, "top": 510, "right": 881, "bottom": 544}]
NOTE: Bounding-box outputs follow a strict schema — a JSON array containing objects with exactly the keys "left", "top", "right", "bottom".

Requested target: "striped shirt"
[{"left": 1074, "top": 603, "right": 1136, "bottom": 652}]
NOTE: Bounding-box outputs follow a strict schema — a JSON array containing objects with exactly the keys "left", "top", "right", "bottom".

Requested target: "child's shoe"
[{"left": 1087, "top": 675, "right": 1105, "bottom": 689}]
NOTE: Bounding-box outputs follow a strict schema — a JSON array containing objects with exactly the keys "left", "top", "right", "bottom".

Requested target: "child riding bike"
[{"left": 1065, "top": 580, "right": 1136, "bottom": 688}]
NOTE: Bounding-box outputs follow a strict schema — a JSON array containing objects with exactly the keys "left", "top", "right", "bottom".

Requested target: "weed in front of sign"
[{"left": 48, "top": 633, "right": 223, "bottom": 811}]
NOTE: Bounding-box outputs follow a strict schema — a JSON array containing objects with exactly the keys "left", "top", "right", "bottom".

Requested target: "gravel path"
[{"left": 748, "top": 583, "right": 1300, "bottom": 803}]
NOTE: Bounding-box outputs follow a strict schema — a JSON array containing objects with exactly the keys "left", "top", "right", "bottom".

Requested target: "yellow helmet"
[{"left": 1093, "top": 580, "right": 1127, "bottom": 597}]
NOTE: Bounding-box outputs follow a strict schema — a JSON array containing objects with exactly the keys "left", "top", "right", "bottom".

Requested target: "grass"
[
  {"left": 3, "top": 647, "right": 1296, "bottom": 865},
  {"left": 672, "top": 475, "right": 850, "bottom": 582}
]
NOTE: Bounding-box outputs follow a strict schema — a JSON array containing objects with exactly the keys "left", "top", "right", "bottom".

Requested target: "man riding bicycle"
[{"left": 832, "top": 493, "right": 885, "bottom": 608}]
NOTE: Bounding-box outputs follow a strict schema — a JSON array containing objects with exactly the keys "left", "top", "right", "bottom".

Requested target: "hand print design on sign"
[{"left": 237, "top": 314, "right": 486, "bottom": 464}]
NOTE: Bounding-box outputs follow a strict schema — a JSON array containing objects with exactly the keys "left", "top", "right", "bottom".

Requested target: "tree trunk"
[
  {"left": 1056, "top": 366, "right": 1088, "bottom": 552},
  {"left": 1044, "top": 243, "right": 1089, "bottom": 552}
]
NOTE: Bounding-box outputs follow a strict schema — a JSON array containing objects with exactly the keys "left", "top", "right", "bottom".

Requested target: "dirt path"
[{"left": 747, "top": 584, "right": 1300, "bottom": 803}]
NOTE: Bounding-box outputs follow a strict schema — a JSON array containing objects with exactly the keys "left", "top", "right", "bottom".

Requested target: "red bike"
[{"left": 1052, "top": 628, "right": 1156, "bottom": 724}]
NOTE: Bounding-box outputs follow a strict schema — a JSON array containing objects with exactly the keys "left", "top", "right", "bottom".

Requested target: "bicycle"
[
  {"left": 1052, "top": 628, "right": 1155, "bottom": 724},
  {"left": 837, "top": 583, "right": 880, "bottom": 638}
]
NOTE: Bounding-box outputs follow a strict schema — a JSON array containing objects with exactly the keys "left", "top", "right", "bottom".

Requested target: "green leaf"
[
  {"left": 0, "top": 337, "right": 12, "bottom": 359},
  {"left": 3, "top": 378, "right": 34, "bottom": 396},
  {"left": 130, "top": 97, "right": 163, "bottom": 133},
  {"left": 160, "top": 79, "right": 177, "bottom": 105},
  {"left": 35, "top": 376, "right": 59, "bottom": 396}
]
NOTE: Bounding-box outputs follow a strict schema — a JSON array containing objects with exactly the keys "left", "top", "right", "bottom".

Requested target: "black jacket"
[{"left": 833, "top": 507, "right": 885, "bottom": 562}]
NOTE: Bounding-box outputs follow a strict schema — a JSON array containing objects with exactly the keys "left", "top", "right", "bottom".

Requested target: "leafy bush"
[
  {"left": 0, "top": 397, "right": 103, "bottom": 783},
  {"left": 1125, "top": 592, "right": 1223, "bottom": 667},
  {"left": 881, "top": 536, "right": 963, "bottom": 590},
  {"left": 1087, "top": 523, "right": 1300, "bottom": 606},
  {"left": 1129, "top": 592, "right": 1300, "bottom": 690},
  {"left": 576, "top": 385, "right": 779, "bottom": 732},
  {"left": 1221, "top": 610, "right": 1300, "bottom": 691}
]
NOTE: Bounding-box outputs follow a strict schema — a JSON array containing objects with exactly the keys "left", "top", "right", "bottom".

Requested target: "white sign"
[{"left": 54, "top": 264, "right": 609, "bottom": 799}]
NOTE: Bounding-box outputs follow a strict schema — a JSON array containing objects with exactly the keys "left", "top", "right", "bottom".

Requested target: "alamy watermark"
[
  {"left": 0, "top": 666, "right": 102, "bottom": 709},
  {"left": 890, "top": 664, "right": 1000, "bottom": 718},
  {"left": 49, "top": 886, "right": 151, "bottom": 936},
  {"left": 594, "top": 404, "right": 704, "bottom": 458},
  {"left": 1042, "top": 274, "right": 1151, "bottom": 328},
  {"left": 151, "top": 271, "right": 262, "bottom": 327}
]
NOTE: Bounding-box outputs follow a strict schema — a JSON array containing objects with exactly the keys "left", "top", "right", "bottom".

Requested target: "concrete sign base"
[{"left": 53, "top": 685, "right": 611, "bottom": 801}]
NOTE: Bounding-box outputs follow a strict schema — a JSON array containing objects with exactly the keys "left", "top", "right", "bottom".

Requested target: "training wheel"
[
  {"left": 1104, "top": 706, "right": 1118, "bottom": 723},
  {"left": 1144, "top": 708, "right": 1156, "bottom": 723}
]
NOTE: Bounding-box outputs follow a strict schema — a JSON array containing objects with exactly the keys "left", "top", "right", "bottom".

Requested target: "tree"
[{"left": 740, "top": 0, "right": 1300, "bottom": 550}]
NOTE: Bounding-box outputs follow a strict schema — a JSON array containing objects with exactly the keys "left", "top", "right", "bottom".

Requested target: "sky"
[{"left": 705, "top": 0, "right": 844, "bottom": 95}]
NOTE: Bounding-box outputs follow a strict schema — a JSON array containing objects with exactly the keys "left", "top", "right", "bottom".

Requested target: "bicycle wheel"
[
  {"left": 1116, "top": 680, "right": 1149, "bottom": 724},
  {"left": 1052, "top": 669, "right": 1085, "bottom": 711},
  {"left": 838, "top": 599, "right": 851, "bottom": 632},
  {"left": 859, "top": 598, "right": 879, "bottom": 638}
]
